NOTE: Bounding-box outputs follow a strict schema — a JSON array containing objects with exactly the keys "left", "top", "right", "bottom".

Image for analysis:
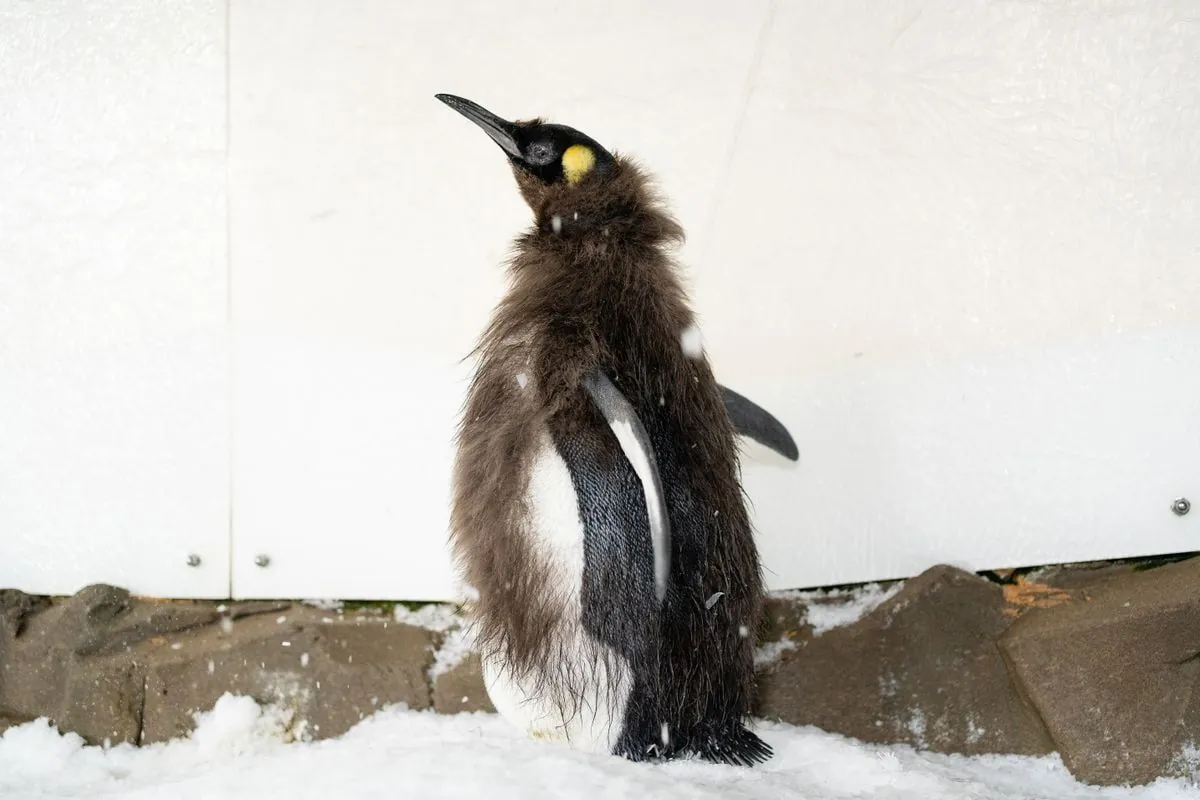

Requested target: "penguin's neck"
[
  {"left": 526, "top": 159, "right": 683, "bottom": 245},
  {"left": 493, "top": 160, "right": 696, "bottom": 389}
]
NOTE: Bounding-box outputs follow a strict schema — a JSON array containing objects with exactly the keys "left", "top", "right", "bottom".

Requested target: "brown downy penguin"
[{"left": 437, "top": 93, "right": 797, "bottom": 767}]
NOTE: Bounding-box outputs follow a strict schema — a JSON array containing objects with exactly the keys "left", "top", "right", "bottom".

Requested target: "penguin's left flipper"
[
  {"left": 582, "top": 369, "right": 671, "bottom": 603},
  {"left": 718, "top": 384, "right": 799, "bottom": 462}
]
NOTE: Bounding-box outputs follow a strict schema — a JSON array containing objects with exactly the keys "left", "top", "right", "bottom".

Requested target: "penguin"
[{"left": 437, "top": 93, "right": 797, "bottom": 767}]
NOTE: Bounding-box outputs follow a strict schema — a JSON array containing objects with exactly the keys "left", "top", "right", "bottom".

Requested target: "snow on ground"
[{"left": 1, "top": 695, "right": 1196, "bottom": 800}]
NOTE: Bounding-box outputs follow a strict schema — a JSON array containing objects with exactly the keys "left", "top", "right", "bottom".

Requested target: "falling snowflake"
[
  {"left": 551, "top": 215, "right": 563, "bottom": 234},
  {"left": 680, "top": 324, "right": 703, "bottom": 359}
]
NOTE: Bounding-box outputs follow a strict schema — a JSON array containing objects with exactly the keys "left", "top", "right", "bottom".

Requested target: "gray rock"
[
  {"left": 229, "top": 601, "right": 293, "bottom": 620},
  {"left": 0, "top": 710, "right": 34, "bottom": 737},
  {"left": 757, "top": 564, "right": 1054, "bottom": 757},
  {"left": 59, "top": 656, "right": 145, "bottom": 746},
  {"left": 140, "top": 608, "right": 436, "bottom": 744},
  {"left": 1000, "top": 555, "right": 1200, "bottom": 786},
  {"left": 312, "top": 619, "right": 435, "bottom": 738},
  {"left": 0, "top": 589, "right": 49, "bottom": 639},
  {"left": 432, "top": 652, "right": 495, "bottom": 714},
  {"left": 0, "top": 595, "right": 83, "bottom": 723},
  {"left": 76, "top": 602, "right": 218, "bottom": 658}
]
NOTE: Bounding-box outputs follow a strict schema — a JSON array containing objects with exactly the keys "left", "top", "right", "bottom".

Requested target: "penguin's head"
[{"left": 436, "top": 93, "right": 616, "bottom": 206}]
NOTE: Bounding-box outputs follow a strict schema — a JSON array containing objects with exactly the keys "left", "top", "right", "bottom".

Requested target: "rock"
[
  {"left": 228, "top": 601, "right": 293, "bottom": 620},
  {"left": 1000, "top": 555, "right": 1200, "bottom": 786},
  {"left": 1021, "top": 561, "right": 1140, "bottom": 592},
  {"left": 0, "top": 595, "right": 86, "bottom": 722},
  {"left": 432, "top": 652, "right": 494, "bottom": 714},
  {"left": 74, "top": 585, "right": 133, "bottom": 627},
  {"left": 0, "top": 586, "right": 215, "bottom": 736},
  {"left": 0, "top": 590, "right": 49, "bottom": 725},
  {"left": 59, "top": 656, "right": 145, "bottom": 746},
  {"left": 312, "top": 620, "right": 435, "bottom": 738},
  {"left": 140, "top": 614, "right": 320, "bottom": 745},
  {"left": 757, "top": 564, "right": 1054, "bottom": 757},
  {"left": 759, "top": 595, "right": 811, "bottom": 645},
  {"left": 0, "top": 589, "right": 49, "bottom": 638},
  {"left": 76, "top": 602, "right": 219, "bottom": 657},
  {"left": 140, "top": 608, "right": 436, "bottom": 744},
  {"left": 0, "top": 710, "right": 34, "bottom": 736}
]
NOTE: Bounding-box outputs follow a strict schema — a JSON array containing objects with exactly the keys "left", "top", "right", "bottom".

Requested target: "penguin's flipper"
[
  {"left": 582, "top": 369, "right": 671, "bottom": 602},
  {"left": 718, "top": 385, "right": 799, "bottom": 462}
]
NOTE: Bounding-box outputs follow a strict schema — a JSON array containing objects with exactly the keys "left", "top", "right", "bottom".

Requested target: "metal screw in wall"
[
  {"left": 255, "top": 554, "right": 271, "bottom": 568},
  {"left": 1172, "top": 497, "right": 1191, "bottom": 517},
  {"left": 186, "top": 554, "right": 202, "bottom": 567}
]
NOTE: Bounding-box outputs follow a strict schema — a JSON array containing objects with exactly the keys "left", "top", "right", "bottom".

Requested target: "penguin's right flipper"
[
  {"left": 719, "top": 385, "right": 799, "bottom": 462},
  {"left": 582, "top": 369, "right": 671, "bottom": 603}
]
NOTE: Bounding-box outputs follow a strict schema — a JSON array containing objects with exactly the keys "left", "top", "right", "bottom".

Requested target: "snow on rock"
[
  {"left": 1, "top": 695, "right": 1195, "bottom": 799},
  {"left": 753, "top": 583, "right": 906, "bottom": 667},
  {"left": 393, "top": 603, "right": 462, "bottom": 633},
  {"left": 390, "top": 604, "right": 475, "bottom": 682},
  {"left": 1169, "top": 743, "right": 1200, "bottom": 785},
  {"left": 776, "top": 581, "right": 905, "bottom": 636},
  {"left": 754, "top": 637, "right": 798, "bottom": 668},
  {"left": 301, "top": 599, "right": 344, "bottom": 612},
  {"left": 429, "top": 626, "right": 475, "bottom": 682}
]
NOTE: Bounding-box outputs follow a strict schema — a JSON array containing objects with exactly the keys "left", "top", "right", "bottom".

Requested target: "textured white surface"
[
  {"left": 698, "top": 0, "right": 1200, "bottom": 588},
  {"left": 0, "top": 1, "right": 229, "bottom": 597},
  {"left": 2, "top": 0, "right": 1197, "bottom": 600},
  {"left": 227, "top": 0, "right": 771, "bottom": 598},
  {"left": 231, "top": 331, "right": 466, "bottom": 600},
  {"left": 229, "top": 0, "right": 1197, "bottom": 598}
]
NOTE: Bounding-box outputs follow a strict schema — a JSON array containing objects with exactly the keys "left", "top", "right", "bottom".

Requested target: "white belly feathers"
[{"left": 481, "top": 427, "right": 632, "bottom": 754}]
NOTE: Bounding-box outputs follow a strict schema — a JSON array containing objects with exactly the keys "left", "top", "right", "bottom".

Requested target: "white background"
[{"left": 1, "top": 0, "right": 1197, "bottom": 600}]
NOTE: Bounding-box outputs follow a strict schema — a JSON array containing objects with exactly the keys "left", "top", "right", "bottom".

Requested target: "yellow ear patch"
[{"left": 562, "top": 144, "right": 596, "bottom": 185}]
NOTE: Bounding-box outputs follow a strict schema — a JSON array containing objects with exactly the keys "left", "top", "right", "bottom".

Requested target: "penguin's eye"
[{"left": 526, "top": 141, "right": 555, "bottom": 165}]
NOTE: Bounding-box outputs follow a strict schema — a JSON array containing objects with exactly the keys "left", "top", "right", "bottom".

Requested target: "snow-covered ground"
[{"left": 1, "top": 695, "right": 1196, "bottom": 800}]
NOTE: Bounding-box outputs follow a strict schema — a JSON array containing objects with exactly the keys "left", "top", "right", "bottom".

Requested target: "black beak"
[{"left": 435, "top": 94, "right": 522, "bottom": 159}]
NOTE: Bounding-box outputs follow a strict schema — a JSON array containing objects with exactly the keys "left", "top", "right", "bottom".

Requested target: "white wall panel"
[
  {"left": 698, "top": 0, "right": 1200, "bottom": 587},
  {"left": 228, "top": 0, "right": 773, "bottom": 599},
  {"left": 230, "top": 0, "right": 1198, "bottom": 600},
  {"left": 3, "top": 1, "right": 1196, "bottom": 602},
  {"left": 0, "top": 1, "right": 230, "bottom": 598}
]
